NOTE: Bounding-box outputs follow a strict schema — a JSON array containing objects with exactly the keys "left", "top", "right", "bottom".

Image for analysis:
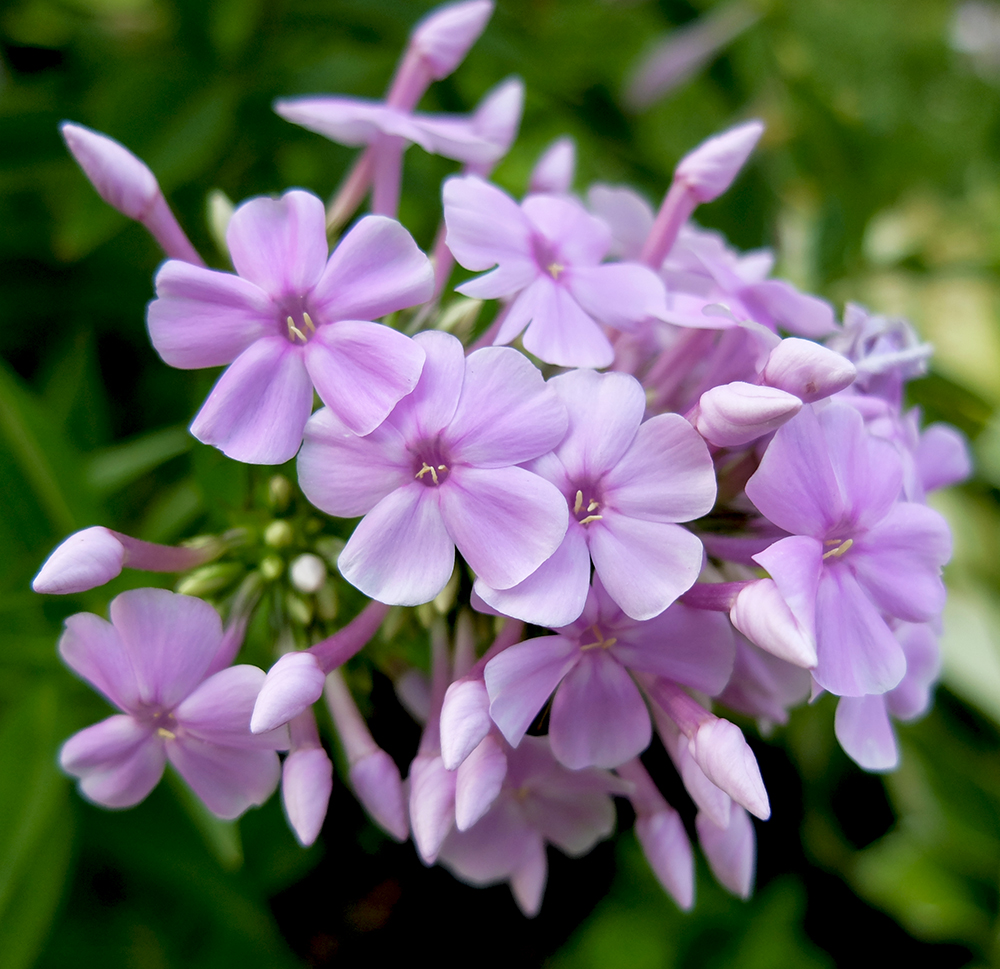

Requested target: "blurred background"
[{"left": 2, "top": 0, "right": 1000, "bottom": 965}]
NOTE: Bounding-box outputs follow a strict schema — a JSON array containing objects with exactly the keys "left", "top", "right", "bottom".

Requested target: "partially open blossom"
[
  {"left": 59, "top": 589, "right": 289, "bottom": 818},
  {"left": 147, "top": 190, "right": 433, "bottom": 464}
]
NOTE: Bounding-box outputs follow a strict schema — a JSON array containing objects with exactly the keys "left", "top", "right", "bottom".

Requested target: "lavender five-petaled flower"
[
  {"left": 745, "top": 401, "right": 952, "bottom": 697},
  {"left": 442, "top": 175, "right": 669, "bottom": 368},
  {"left": 476, "top": 368, "right": 716, "bottom": 626},
  {"left": 297, "top": 329, "right": 570, "bottom": 606},
  {"left": 147, "top": 189, "right": 433, "bottom": 464},
  {"left": 58, "top": 588, "right": 289, "bottom": 819}
]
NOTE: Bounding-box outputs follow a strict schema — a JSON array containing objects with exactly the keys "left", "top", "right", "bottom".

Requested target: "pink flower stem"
[
  {"left": 326, "top": 149, "right": 375, "bottom": 233},
  {"left": 142, "top": 194, "right": 205, "bottom": 266},
  {"left": 325, "top": 668, "right": 378, "bottom": 763},
  {"left": 679, "top": 581, "right": 750, "bottom": 612},
  {"left": 640, "top": 180, "right": 697, "bottom": 268}
]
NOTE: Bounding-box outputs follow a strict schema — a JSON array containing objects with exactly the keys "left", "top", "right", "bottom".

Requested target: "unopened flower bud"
[
  {"left": 761, "top": 338, "right": 856, "bottom": 403},
  {"left": 408, "top": 753, "right": 457, "bottom": 863},
  {"left": 251, "top": 651, "right": 326, "bottom": 733},
  {"left": 674, "top": 119, "right": 764, "bottom": 203},
  {"left": 695, "top": 381, "right": 802, "bottom": 447},
  {"left": 688, "top": 718, "right": 770, "bottom": 820},
  {"left": 33, "top": 526, "right": 125, "bottom": 594},
  {"left": 290, "top": 553, "right": 327, "bottom": 593},
  {"left": 730, "top": 578, "right": 818, "bottom": 668},
  {"left": 175, "top": 562, "right": 244, "bottom": 597},
  {"left": 282, "top": 745, "right": 333, "bottom": 847},
  {"left": 454, "top": 733, "right": 507, "bottom": 830},
  {"left": 834, "top": 695, "right": 899, "bottom": 772},
  {"left": 696, "top": 805, "right": 756, "bottom": 899},
  {"left": 529, "top": 137, "right": 576, "bottom": 194},
  {"left": 267, "top": 474, "right": 293, "bottom": 512},
  {"left": 410, "top": 0, "right": 494, "bottom": 80},
  {"left": 264, "top": 520, "right": 295, "bottom": 548}
]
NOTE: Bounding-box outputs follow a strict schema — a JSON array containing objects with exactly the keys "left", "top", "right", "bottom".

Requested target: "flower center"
[
  {"left": 278, "top": 295, "right": 319, "bottom": 345},
  {"left": 413, "top": 440, "right": 451, "bottom": 487},
  {"left": 150, "top": 710, "right": 178, "bottom": 740},
  {"left": 822, "top": 537, "right": 854, "bottom": 560},
  {"left": 579, "top": 624, "right": 617, "bottom": 651},
  {"left": 531, "top": 235, "right": 566, "bottom": 282},
  {"left": 572, "top": 487, "right": 603, "bottom": 526}
]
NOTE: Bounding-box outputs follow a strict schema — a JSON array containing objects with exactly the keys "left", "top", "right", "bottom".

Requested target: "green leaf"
[{"left": 85, "top": 425, "right": 192, "bottom": 494}]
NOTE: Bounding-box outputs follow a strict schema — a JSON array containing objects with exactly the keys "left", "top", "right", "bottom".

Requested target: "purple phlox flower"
[
  {"left": 745, "top": 401, "right": 952, "bottom": 698},
  {"left": 251, "top": 600, "right": 390, "bottom": 733},
  {"left": 60, "top": 122, "right": 203, "bottom": 265},
  {"left": 281, "top": 708, "right": 333, "bottom": 846},
  {"left": 587, "top": 183, "right": 657, "bottom": 261},
  {"left": 616, "top": 757, "right": 694, "bottom": 909},
  {"left": 530, "top": 137, "right": 576, "bottom": 195},
  {"left": 326, "top": 669, "right": 408, "bottom": 841},
  {"left": 273, "top": 1, "right": 496, "bottom": 219},
  {"left": 297, "top": 330, "right": 570, "bottom": 607},
  {"left": 475, "top": 368, "right": 715, "bottom": 626},
  {"left": 147, "top": 189, "right": 433, "bottom": 464},
  {"left": 825, "top": 303, "right": 932, "bottom": 404},
  {"left": 32, "top": 525, "right": 227, "bottom": 595},
  {"left": 59, "top": 588, "right": 289, "bottom": 818},
  {"left": 443, "top": 175, "right": 670, "bottom": 368},
  {"left": 436, "top": 734, "right": 624, "bottom": 917},
  {"left": 623, "top": 2, "right": 761, "bottom": 111},
  {"left": 835, "top": 619, "right": 941, "bottom": 772},
  {"left": 485, "top": 575, "right": 736, "bottom": 771},
  {"left": 644, "top": 675, "right": 770, "bottom": 820}
]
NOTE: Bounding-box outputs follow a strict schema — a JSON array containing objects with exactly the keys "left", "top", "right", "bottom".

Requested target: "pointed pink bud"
[
  {"left": 408, "top": 753, "right": 457, "bottom": 863},
  {"left": 470, "top": 77, "right": 524, "bottom": 171},
  {"left": 282, "top": 746, "right": 333, "bottom": 846},
  {"left": 411, "top": 0, "right": 494, "bottom": 79},
  {"left": 351, "top": 749, "right": 409, "bottom": 841},
  {"left": 674, "top": 119, "right": 764, "bottom": 203},
  {"left": 834, "top": 695, "right": 899, "bottom": 772},
  {"left": 455, "top": 733, "right": 507, "bottom": 830},
  {"left": 730, "top": 579, "right": 818, "bottom": 668},
  {"left": 250, "top": 652, "right": 325, "bottom": 733},
  {"left": 694, "top": 381, "right": 802, "bottom": 447},
  {"left": 636, "top": 810, "right": 695, "bottom": 910},
  {"left": 688, "top": 718, "right": 770, "bottom": 820},
  {"left": 440, "top": 678, "right": 492, "bottom": 770},
  {"left": 60, "top": 122, "right": 159, "bottom": 221},
  {"left": 33, "top": 526, "right": 124, "bottom": 594},
  {"left": 761, "top": 338, "right": 856, "bottom": 403},
  {"left": 696, "top": 805, "right": 756, "bottom": 899},
  {"left": 529, "top": 137, "right": 576, "bottom": 194},
  {"left": 60, "top": 123, "right": 203, "bottom": 265}
]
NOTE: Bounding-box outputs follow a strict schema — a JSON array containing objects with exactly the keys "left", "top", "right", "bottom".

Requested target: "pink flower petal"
[
  {"left": 282, "top": 746, "right": 333, "bottom": 846},
  {"left": 339, "top": 484, "right": 455, "bottom": 606},
  {"left": 443, "top": 174, "right": 534, "bottom": 273},
  {"left": 473, "top": 526, "right": 591, "bottom": 628},
  {"left": 108, "top": 588, "right": 221, "bottom": 710},
  {"left": 274, "top": 98, "right": 433, "bottom": 149},
  {"left": 813, "top": 565, "right": 906, "bottom": 697},
  {"left": 522, "top": 280, "right": 616, "bottom": 368},
  {"left": 603, "top": 413, "right": 717, "bottom": 523},
  {"left": 485, "top": 636, "right": 579, "bottom": 747},
  {"left": 753, "top": 535, "right": 823, "bottom": 646},
  {"left": 167, "top": 737, "right": 281, "bottom": 820},
  {"left": 510, "top": 834, "right": 548, "bottom": 917},
  {"left": 177, "top": 665, "right": 290, "bottom": 749},
  {"left": 304, "top": 321, "right": 426, "bottom": 435},
  {"left": 440, "top": 677, "right": 493, "bottom": 771},
  {"left": 226, "top": 190, "right": 328, "bottom": 296},
  {"left": 548, "top": 369, "right": 646, "bottom": 480},
  {"left": 60, "top": 715, "right": 165, "bottom": 809},
  {"left": 447, "top": 347, "right": 568, "bottom": 467},
  {"left": 312, "top": 215, "right": 433, "bottom": 321},
  {"left": 549, "top": 651, "right": 652, "bottom": 769},
  {"left": 696, "top": 805, "right": 755, "bottom": 899},
  {"left": 59, "top": 611, "right": 137, "bottom": 710},
  {"left": 189, "top": 337, "right": 313, "bottom": 465},
  {"left": 589, "top": 516, "right": 705, "bottom": 621},
  {"left": 564, "top": 262, "right": 667, "bottom": 330},
  {"left": 350, "top": 749, "right": 409, "bottom": 842},
  {"left": 636, "top": 807, "right": 694, "bottom": 910},
  {"left": 147, "top": 260, "right": 271, "bottom": 368},
  {"left": 455, "top": 733, "right": 508, "bottom": 830},
  {"left": 439, "top": 465, "right": 568, "bottom": 591},
  {"left": 408, "top": 753, "right": 457, "bottom": 863},
  {"left": 390, "top": 330, "right": 466, "bottom": 442},
  {"left": 835, "top": 694, "right": 898, "bottom": 772},
  {"left": 522, "top": 194, "right": 611, "bottom": 266}
]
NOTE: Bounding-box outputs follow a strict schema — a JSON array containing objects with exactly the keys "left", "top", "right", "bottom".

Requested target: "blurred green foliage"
[{"left": 3, "top": 0, "right": 1000, "bottom": 965}]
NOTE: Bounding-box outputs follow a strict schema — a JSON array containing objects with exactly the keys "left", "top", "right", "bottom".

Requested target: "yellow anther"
[
  {"left": 286, "top": 316, "right": 307, "bottom": 342},
  {"left": 302, "top": 311, "right": 316, "bottom": 333},
  {"left": 579, "top": 514, "right": 603, "bottom": 525},
  {"left": 574, "top": 490, "right": 584, "bottom": 514},
  {"left": 587, "top": 500, "right": 599, "bottom": 513},
  {"left": 822, "top": 538, "right": 854, "bottom": 559},
  {"left": 157, "top": 727, "right": 176, "bottom": 740},
  {"left": 416, "top": 462, "right": 440, "bottom": 485},
  {"left": 580, "top": 626, "right": 617, "bottom": 650},
  {"left": 437, "top": 464, "right": 447, "bottom": 471},
  {"left": 547, "top": 263, "right": 565, "bottom": 279}
]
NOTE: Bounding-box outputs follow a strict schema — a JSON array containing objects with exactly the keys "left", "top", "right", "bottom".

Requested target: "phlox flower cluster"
[{"left": 36, "top": 0, "right": 970, "bottom": 919}]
